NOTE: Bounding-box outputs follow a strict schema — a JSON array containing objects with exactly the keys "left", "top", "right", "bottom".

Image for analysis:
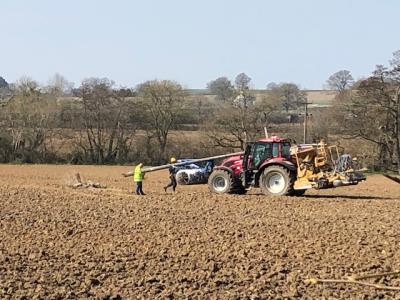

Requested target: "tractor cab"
[{"left": 242, "top": 137, "right": 293, "bottom": 188}]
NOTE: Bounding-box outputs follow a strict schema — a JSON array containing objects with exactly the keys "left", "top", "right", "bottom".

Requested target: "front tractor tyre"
[
  {"left": 260, "top": 165, "right": 294, "bottom": 196},
  {"left": 208, "top": 170, "right": 234, "bottom": 194}
]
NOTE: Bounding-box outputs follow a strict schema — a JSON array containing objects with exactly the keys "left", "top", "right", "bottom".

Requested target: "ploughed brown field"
[{"left": 1, "top": 165, "right": 400, "bottom": 299}]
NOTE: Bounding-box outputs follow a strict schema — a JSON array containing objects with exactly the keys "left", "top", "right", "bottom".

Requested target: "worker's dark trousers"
[
  {"left": 165, "top": 177, "right": 177, "bottom": 192},
  {"left": 135, "top": 181, "right": 145, "bottom": 195}
]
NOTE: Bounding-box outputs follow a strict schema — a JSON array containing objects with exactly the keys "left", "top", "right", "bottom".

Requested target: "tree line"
[
  {"left": 0, "top": 50, "right": 399, "bottom": 173},
  {"left": 328, "top": 51, "right": 400, "bottom": 174},
  {"left": 0, "top": 72, "right": 307, "bottom": 165}
]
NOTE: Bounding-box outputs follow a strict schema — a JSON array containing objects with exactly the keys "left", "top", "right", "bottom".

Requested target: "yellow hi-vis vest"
[{"left": 134, "top": 165, "right": 143, "bottom": 182}]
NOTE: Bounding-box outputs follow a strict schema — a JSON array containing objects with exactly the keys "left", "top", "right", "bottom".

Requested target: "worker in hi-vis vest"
[{"left": 134, "top": 163, "right": 145, "bottom": 195}]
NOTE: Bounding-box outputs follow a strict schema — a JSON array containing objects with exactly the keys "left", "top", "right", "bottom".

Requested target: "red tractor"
[
  {"left": 207, "top": 136, "right": 365, "bottom": 196},
  {"left": 208, "top": 136, "right": 297, "bottom": 195}
]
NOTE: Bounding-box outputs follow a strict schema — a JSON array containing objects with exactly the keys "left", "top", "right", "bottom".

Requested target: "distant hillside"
[
  {"left": 187, "top": 89, "right": 337, "bottom": 106},
  {"left": 303, "top": 90, "right": 336, "bottom": 106},
  {"left": 57, "top": 89, "right": 337, "bottom": 108}
]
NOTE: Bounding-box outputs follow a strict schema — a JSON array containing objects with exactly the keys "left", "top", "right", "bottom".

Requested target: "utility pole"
[{"left": 301, "top": 101, "right": 312, "bottom": 144}]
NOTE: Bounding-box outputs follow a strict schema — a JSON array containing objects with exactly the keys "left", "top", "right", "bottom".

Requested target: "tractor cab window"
[
  {"left": 282, "top": 142, "right": 291, "bottom": 159},
  {"left": 272, "top": 143, "right": 279, "bottom": 157},
  {"left": 252, "top": 142, "right": 272, "bottom": 167}
]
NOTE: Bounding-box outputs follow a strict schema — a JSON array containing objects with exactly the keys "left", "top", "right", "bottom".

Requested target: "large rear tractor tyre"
[
  {"left": 260, "top": 165, "right": 294, "bottom": 196},
  {"left": 208, "top": 170, "right": 234, "bottom": 194}
]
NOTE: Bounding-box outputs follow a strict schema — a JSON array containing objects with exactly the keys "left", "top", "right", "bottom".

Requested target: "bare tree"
[
  {"left": 46, "top": 73, "right": 74, "bottom": 96},
  {"left": 0, "top": 76, "right": 8, "bottom": 89},
  {"left": 0, "top": 76, "right": 13, "bottom": 107},
  {"left": 336, "top": 55, "right": 400, "bottom": 173},
  {"left": 205, "top": 74, "right": 278, "bottom": 150},
  {"left": 206, "top": 98, "right": 279, "bottom": 150},
  {"left": 268, "top": 83, "right": 306, "bottom": 113},
  {"left": 0, "top": 77, "right": 58, "bottom": 162},
  {"left": 74, "top": 78, "right": 135, "bottom": 164},
  {"left": 13, "top": 76, "right": 41, "bottom": 98},
  {"left": 327, "top": 70, "right": 354, "bottom": 92},
  {"left": 235, "top": 73, "right": 251, "bottom": 91},
  {"left": 390, "top": 50, "right": 400, "bottom": 67},
  {"left": 207, "top": 77, "right": 235, "bottom": 102},
  {"left": 136, "top": 80, "right": 186, "bottom": 164},
  {"left": 266, "top": 82, "right": 278, "bottom": 90}
]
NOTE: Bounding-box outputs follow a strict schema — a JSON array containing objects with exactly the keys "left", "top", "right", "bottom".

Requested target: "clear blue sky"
[{"left": 1, "top": 0, "right": 399, "bottom": 89}]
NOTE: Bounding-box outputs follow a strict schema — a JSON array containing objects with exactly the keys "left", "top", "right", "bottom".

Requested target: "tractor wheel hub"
[{"left": 267, "top": 173, "right": 285, "bottom": 194}]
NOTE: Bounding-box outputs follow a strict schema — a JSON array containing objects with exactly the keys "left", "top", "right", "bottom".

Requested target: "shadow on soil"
[
  {"left": 303, "top": 194, "right": 392, "bottom": 200},
  {"left": 249, "top": 193, "right": 392, "bottom": 200}
]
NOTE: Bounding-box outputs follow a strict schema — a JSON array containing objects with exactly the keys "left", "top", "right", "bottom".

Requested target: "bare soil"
[{"left": 1, "top": 165, "right": 400, "bottom": 299}]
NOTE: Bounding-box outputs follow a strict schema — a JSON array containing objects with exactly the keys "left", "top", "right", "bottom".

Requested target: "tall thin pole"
[
  {"left": 303, "top": 101, "right": 311, "bottom": 144},
  {"left": 304, "top": 102, "right": 307, "bottom": 144}
]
